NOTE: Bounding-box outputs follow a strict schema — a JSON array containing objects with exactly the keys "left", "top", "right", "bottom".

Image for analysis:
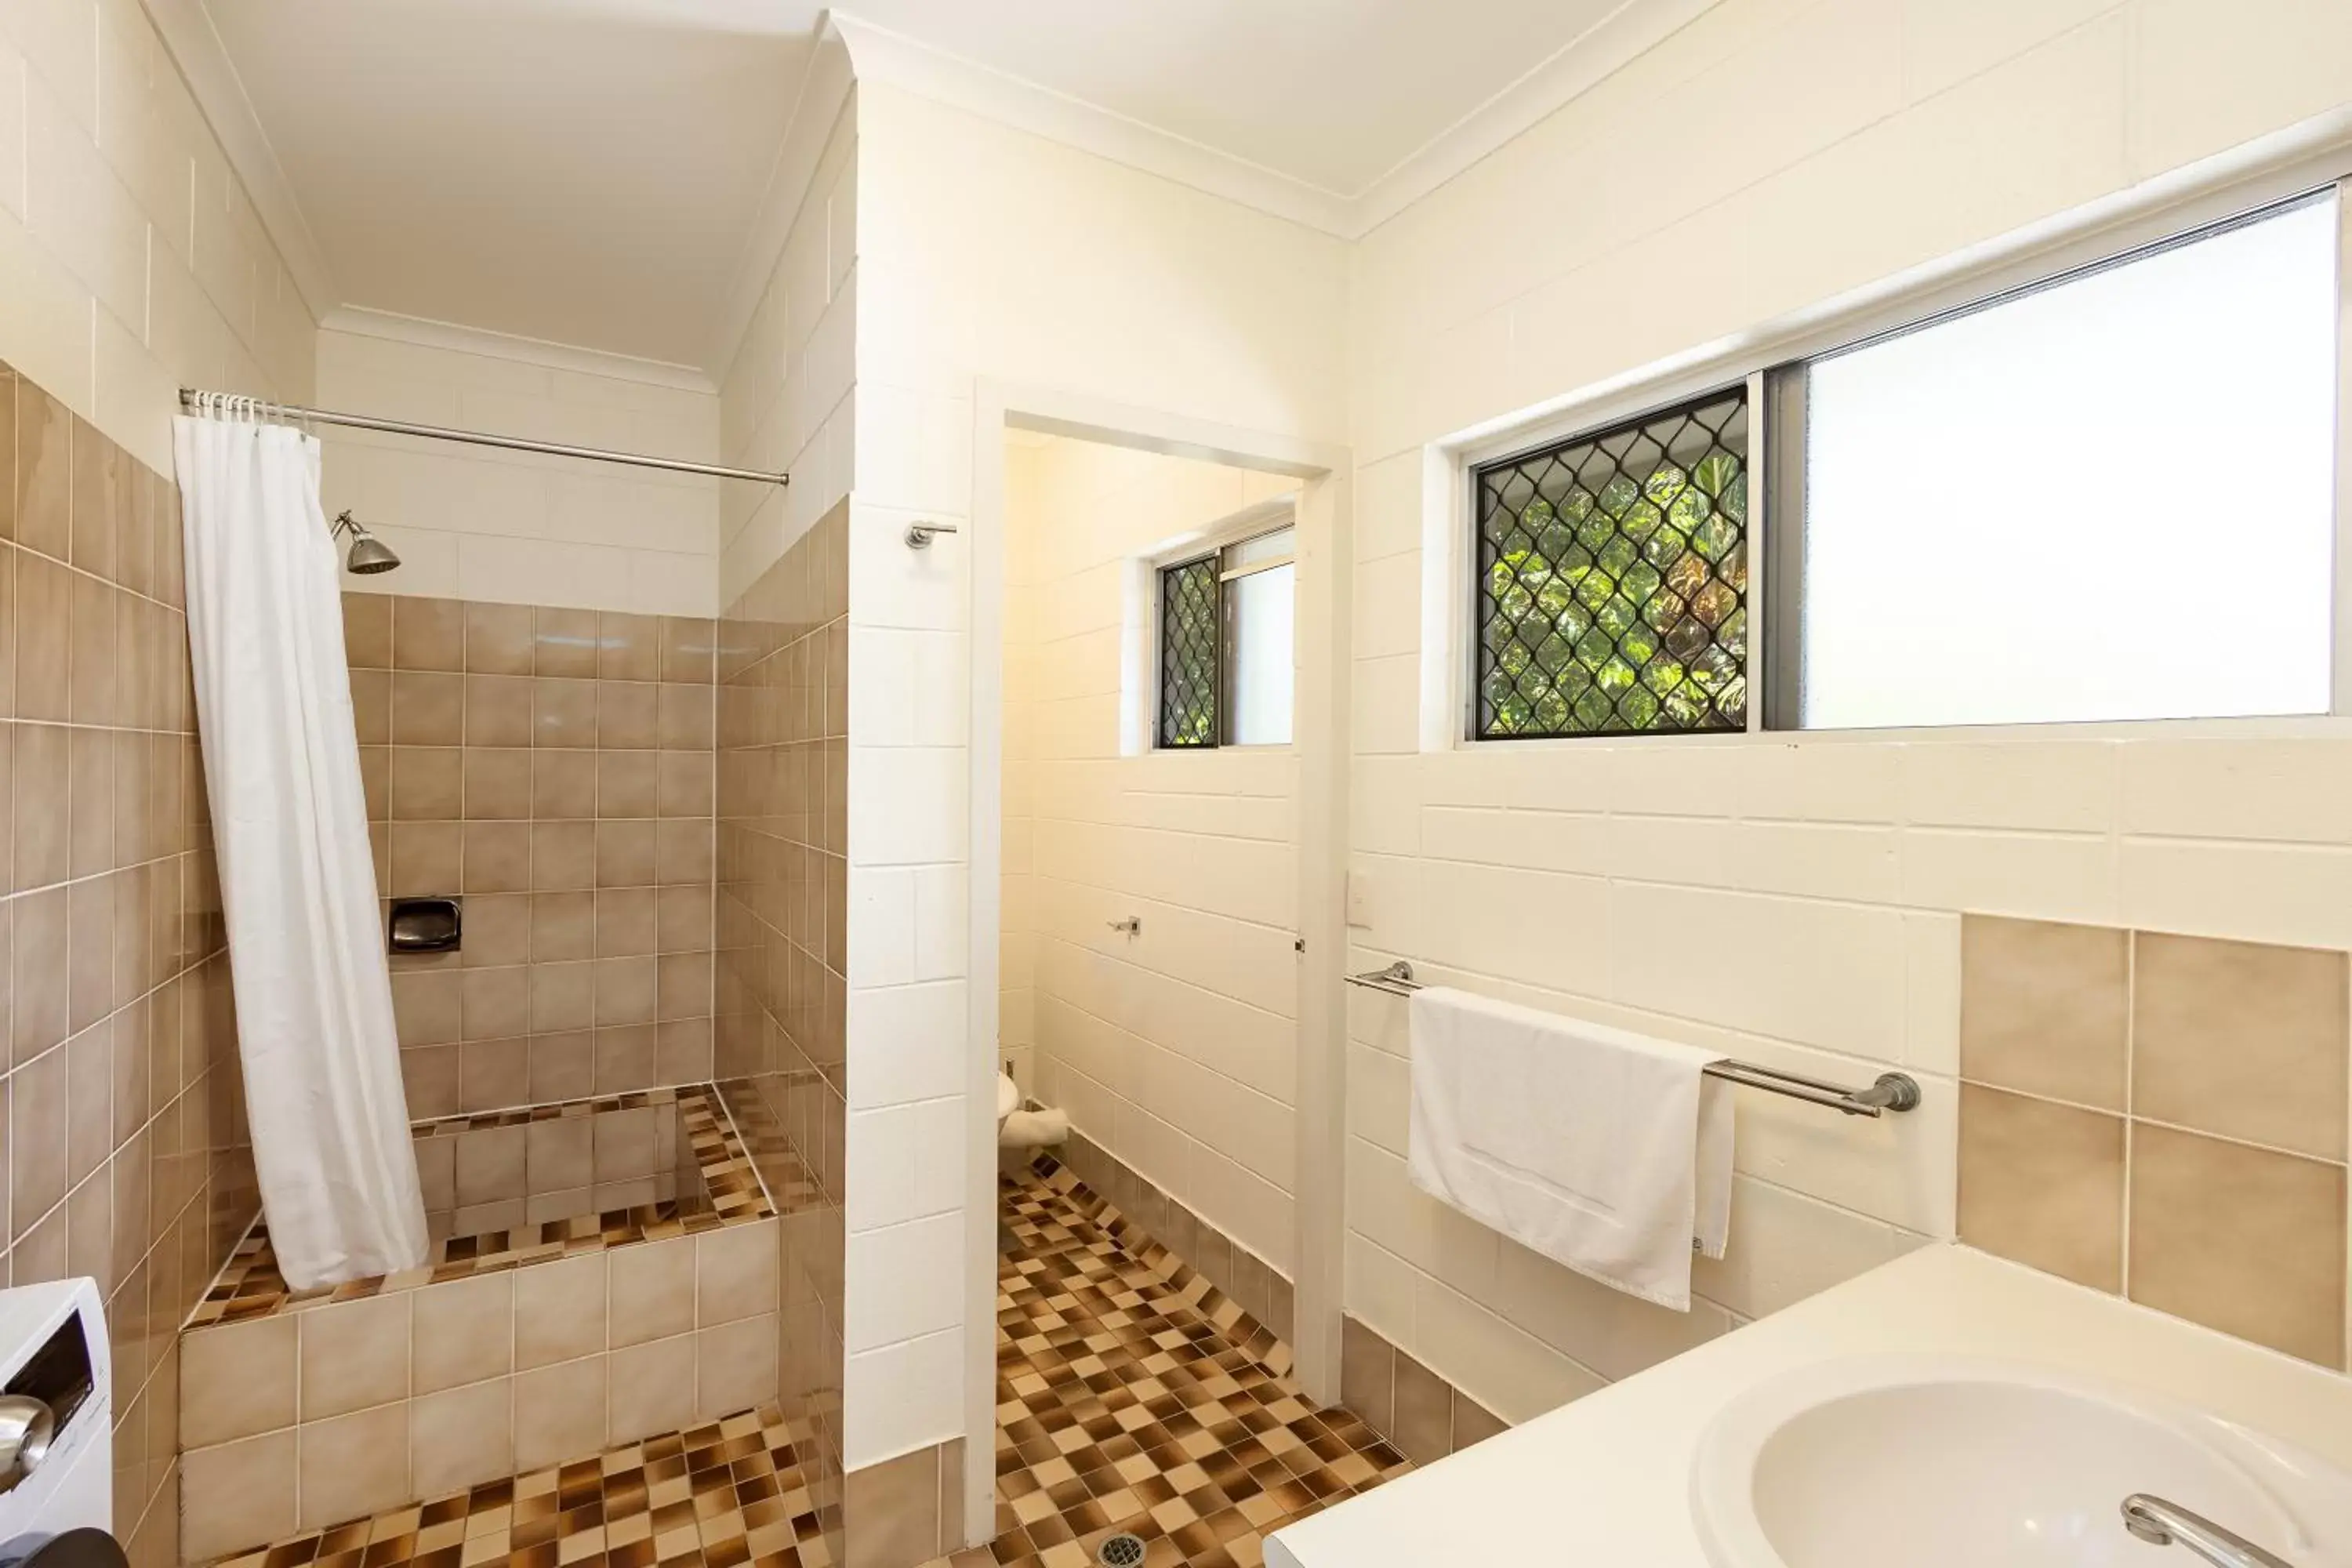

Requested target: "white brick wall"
[
  {"left": 837, "top": 79, "right": 1351, "bottom": 1472},
  {"left": 1341, "top": 0, "right": 2352, "bottom": 1425},
  {"left": 316, "top": 328, "right": 720, "bottom": 616},
  {"left": 0, "top": 0, "right": 314, "bottom": 474},
  {"left": 1006, "top": 434, "right": 1303, "bottom": 1272}
]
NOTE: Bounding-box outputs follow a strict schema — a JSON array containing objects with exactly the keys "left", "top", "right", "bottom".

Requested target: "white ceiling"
[{"left": 187, "top": 0, "right": 1675, "bottom": 373}]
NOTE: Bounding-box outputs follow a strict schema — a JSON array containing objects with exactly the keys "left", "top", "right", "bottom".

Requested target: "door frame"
[{"left": 960, "top": 380, "right": 1352, "bottom": 1539}]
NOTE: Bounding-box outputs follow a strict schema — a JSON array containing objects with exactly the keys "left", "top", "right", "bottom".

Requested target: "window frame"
[
  {"left": 1453, "top": 165, "right": 2352, "bottom": 745},
  {"left": 1152, "top": 510, "right": 1298, "bottom": 752}
]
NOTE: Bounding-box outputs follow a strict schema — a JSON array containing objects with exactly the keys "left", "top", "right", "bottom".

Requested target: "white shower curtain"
[{"left": 174, "top": 413, "right": 428, "bottom": 1290}]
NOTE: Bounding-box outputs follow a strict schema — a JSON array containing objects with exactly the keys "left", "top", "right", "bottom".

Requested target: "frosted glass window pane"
[
  {"left": 1229, "top": 563, "right": 1294, "bottom": 745},
  {"left": 1801, "top": 195, "right": 2339, "bottom": 730}
]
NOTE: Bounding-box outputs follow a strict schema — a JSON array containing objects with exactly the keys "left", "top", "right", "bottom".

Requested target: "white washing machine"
[{"left": 0, "top": 1279, "right": 119, "bottom": 1568}]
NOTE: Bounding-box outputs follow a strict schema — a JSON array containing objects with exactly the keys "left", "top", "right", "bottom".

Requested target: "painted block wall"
[
  {"left": 839, "top": 78, "right": 1350, "bottom": 1474},
  {"left": 315, "top": 328, "right": 720, "bottom": 617},
  {"left": 1004, "top": 432, "right": 1303, "bottom": 1274},
  {"left": 716, "top": 89, "right": 858, "bottom": 614},
  {"left": 0, "top": 0, "right": 314, "bottom": 478},
  {"left": 1341, "top": 0, "right": 2352, "bottom": 1425}
]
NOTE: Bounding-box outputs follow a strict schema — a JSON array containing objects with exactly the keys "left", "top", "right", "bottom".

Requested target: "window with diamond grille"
[
  {"left": 1474, "top": 389, "right": 1749, "bottom": 739},
  {"left": 1158, "top": 554, "right": 1220, "bottom": 747}
]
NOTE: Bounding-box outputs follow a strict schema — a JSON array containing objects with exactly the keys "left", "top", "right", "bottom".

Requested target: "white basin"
[{"left": 1693, "top": 1357, "right": 2352, "bottom": 1568}]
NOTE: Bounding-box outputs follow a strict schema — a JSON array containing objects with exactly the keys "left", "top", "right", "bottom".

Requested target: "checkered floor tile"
[
  {"left": 207, "top": 1410, "right": 830, "bottom": 1568},
  {"left": 924, "top": 1163, "right": 1410, "bottom": 1568}
]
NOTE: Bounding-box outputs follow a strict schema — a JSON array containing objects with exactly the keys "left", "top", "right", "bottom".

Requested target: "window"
[
  {"left": 1468, "top": 187, "right": 2346, "bottom": 741},
  {"left": 1780, "top": 193, "right": 2339, "bottom": 729},
  {"left": 1473, "top": 390, "right": 1750, "bottom": 738},
  {"left": 1157, "top": 524, "right": 1296, "bottom": 748}
]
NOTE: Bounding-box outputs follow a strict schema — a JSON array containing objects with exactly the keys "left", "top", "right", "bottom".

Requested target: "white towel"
[{"left": 1406, "top": 986, "right": 1733, "bottom": 1312}]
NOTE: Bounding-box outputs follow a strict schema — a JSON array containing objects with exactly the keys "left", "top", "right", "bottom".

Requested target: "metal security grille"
[
  {"left": 1474, "top": 387, "right": 1750, "bottom": 739},
  {"left": 1158, "top": 554, "right": 1220, "bottom": 747}
]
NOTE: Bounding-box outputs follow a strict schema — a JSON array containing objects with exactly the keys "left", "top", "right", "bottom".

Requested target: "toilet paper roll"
[{"left": 998, "top": 1107, "right": 1070, "bottom": 1149}]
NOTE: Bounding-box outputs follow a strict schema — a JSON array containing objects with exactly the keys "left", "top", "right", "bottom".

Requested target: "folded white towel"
[{"left": 1406, "top": 986, "right": 1733, "bottom": 1312}]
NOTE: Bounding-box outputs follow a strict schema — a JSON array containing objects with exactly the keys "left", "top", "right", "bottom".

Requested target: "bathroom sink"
[{"left": 1691, "top": 1357, "right": 2352, "bottom": 1568}]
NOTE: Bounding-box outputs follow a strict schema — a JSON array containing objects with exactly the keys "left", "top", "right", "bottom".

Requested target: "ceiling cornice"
[
  {"left": 828, "top": 11, "right": 1357, "bottom": 235},
  {"left": 826, "top": 0, "right": 1725, "bottom": 241},
  {"left": 320, "top": 307, "right": 718, "bottom": 393},
  {"left": 140, "top": 0, "right": 340, "bottom": 320},
  {"left": 1349, "top": 0, "right": 1725, "bottom": 235}
]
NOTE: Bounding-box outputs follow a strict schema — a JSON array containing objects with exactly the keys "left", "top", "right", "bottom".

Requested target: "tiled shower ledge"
[{"left": 187, "top": 1084, "right": 780, "bottom": 1327}]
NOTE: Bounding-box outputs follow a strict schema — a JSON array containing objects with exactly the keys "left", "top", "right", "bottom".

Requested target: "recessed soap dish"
[{"left": 387, "top": 898, "right": 461, "bottom": 953}]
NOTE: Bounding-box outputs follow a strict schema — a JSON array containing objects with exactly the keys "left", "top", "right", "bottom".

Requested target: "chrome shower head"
[{"left": 333, "top": 510, "right": 401, "bottom": 575}]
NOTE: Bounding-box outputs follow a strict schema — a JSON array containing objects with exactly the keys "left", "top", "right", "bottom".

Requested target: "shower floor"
[
  {"left": 202, "top": 1407, "right": 821, "bottom": 1568},
  {"left": 927, "top": 1163, "right": 1411, "bottom": 1568},
  {"left": 189, "top": 1085, "right": 772, "bottom": 1326}
]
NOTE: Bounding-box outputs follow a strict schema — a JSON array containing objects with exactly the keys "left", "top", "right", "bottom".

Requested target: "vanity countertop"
[{"left": 1267, "top": 1243, "right": 2352, "bottom": 1568}]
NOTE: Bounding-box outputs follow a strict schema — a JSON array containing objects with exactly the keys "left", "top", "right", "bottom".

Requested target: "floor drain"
[{"left": 1097, "top": 1534, "right": 1146, "bottom": 1567}]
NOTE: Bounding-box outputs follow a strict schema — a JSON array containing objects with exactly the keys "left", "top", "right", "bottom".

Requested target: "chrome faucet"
[{"left": 2123, "top": 1494, "right": 2298, "bottom": 1568}]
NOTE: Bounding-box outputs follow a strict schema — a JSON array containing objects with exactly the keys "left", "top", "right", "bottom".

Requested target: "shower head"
[{"left": 332, "top": 510, "right": 401, "bottom": 575}]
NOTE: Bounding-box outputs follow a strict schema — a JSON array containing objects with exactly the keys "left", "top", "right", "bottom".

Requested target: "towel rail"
[{"left": 1345, "top": 960, "right": 1921, "bottom": 1119}]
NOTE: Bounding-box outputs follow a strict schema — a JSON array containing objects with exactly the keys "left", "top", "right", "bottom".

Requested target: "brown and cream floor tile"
[
  {"left": 935, "top": 1161, "right": 1410, "bottom": 1568},
  {"left": 205, "top": 1410, "right": 828, "bottom": 1568}
]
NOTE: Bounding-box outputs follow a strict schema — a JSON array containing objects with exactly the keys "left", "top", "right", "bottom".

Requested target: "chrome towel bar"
[{"left": 1345, "top": 960, "right": 1922, "bottom": 1119}]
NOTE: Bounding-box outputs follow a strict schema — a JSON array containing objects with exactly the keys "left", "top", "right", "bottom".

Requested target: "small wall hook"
[
  {"left": 905, "top": 521, "right": 960, "bottom": 550},
  {"left": 1106, "top": 916, "right": 1142, "bottom": 936}
]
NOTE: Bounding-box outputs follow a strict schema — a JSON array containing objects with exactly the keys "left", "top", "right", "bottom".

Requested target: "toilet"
[{"left": 996, "top": 1071, "right": 1069, "bottom": 1162}]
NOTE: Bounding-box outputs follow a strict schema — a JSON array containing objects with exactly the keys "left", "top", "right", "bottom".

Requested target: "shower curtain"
[{"left": 173, "top": 413, "right": 428, "bottom": 1290}]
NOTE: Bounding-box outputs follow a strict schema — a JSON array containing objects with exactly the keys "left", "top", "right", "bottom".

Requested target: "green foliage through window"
[
  {"left": 1158, "top": 555, "right": 1219, "bottom": 747},
  {"left": 1474, "top": 390, "right": 1749, "bottom": 739}
]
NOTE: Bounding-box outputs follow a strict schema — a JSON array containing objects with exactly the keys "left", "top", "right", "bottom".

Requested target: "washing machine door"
[{"left": 13, "top": 1530, "right": 125, "bottom": 1568}]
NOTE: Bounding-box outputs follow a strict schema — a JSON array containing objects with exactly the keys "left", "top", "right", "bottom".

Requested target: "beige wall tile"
[
  {"left": 391, "top": 673, "right": 464, "bottom": 747},
  {"left": 466, "top": 676, "right": 534, "bottom": 750},
  {"left": 1338, "top": 1316, "right": 1394, "bottom": 1437},
  {"left": 1960, "top": 916, "right": 2127, "bottom": 1109},
  {"left": 343, "top": 593, "right": 393, "bottom": 670},
  {"left": 1451, "top": 1391, "right": 1508, "bottom": 1452},
  {"left": 1957, "top": 1084, "right": 2124, "bottom": 1291},
  {"left": 844, "top": 1443, "right": 941, "bottom": 1568},
  {"left": 695, "top": 1312, "right": 779, "bottom": 1420},
  {"left": 2128, "top": 1123, "right": 2347, "bottom": 1368},
  {"left": 1388, "top": 1351, "right": 1453, "bottom": 1468},
  {"left": 534, "top": 608, "right": 600, "bottom": 678},
  {"left": 299, "top": 1403, "right": 411, "bottom": 1529},
  {"left": 394, "top": 597, "right": 466, "bottom": 673},
  {"left": 514, "top": 1354, "right": 608, "bottom": 1470},
  {"left": 608, "top": 1333, "right": 698, "bottom": 1444},
  {"left": 299, "top": 1293, "right": 412, "bottom": 1421},
  {"left": 410, "top": 1376, "right": 514, "bottom": 1499},
  {"left": 454, "top": 1125, "right": 525, "bottom": 1207},
  {"left": 514, "top": 1252, "right": 607, "bottom": 1370},
  {"left": 2132, "top": 932, "right": 2348, "bottom": 1162},
  {"left": 181, "top": 1430, "right": 297, "bottom": 1562},
  {"left": 464, "top": 603, "right": 535, "bottom": 677},
  {"left": 695, "top": 1219, "right": 779, "bottom": 1326},
  {"left": 609, "top": 1235, "right": 696, "bottom": 1347},
  {"left": 180, "top": 1316, "right": 296, "bottom": 1448}
]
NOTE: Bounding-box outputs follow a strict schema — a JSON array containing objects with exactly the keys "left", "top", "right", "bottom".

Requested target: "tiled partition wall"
[
  {"left": 339, "top": 594, "right": 717, "bottom": 1116},
  {"left": 1958, "top": 916, "right": 2350, "bottom": 1369},
  {"left": 714, "top": 501, "right": 848, "bottom": 1562},
  {"left": 176, "top": 1213, "right": 782, "bottom": 1561},
  {"left": 1, "top": 365, "right": 256, "bottom": 1568}
]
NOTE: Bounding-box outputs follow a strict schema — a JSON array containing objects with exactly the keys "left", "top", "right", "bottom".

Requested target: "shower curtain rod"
[{"left": 177, "top": 388, "right": 790, "bottom": 486}]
